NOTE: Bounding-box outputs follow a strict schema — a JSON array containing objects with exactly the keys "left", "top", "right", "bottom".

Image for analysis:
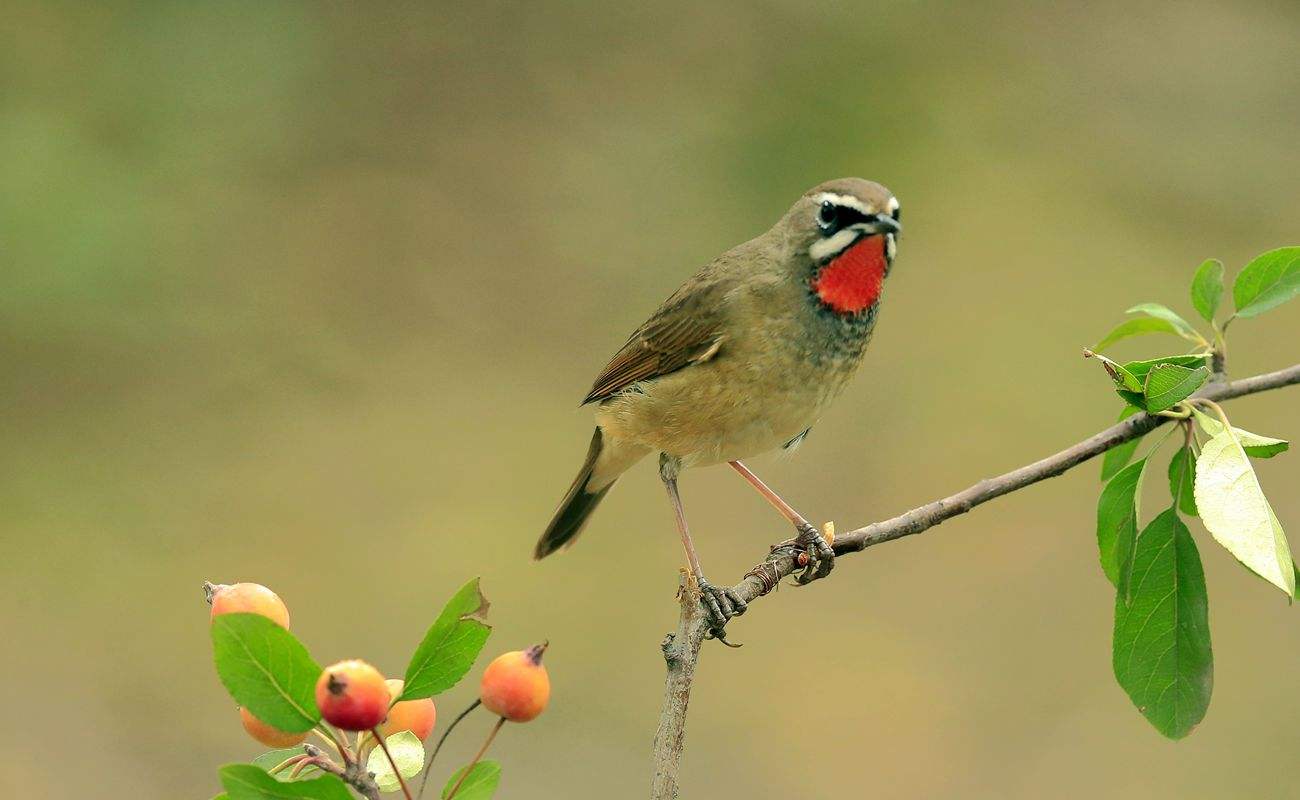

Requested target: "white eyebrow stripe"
[
  {"left": 814, "top": 192, "right": 872, "bottom": 216},
  {"left": 887, "top": 196, "right": 899, "bottom": 213}
]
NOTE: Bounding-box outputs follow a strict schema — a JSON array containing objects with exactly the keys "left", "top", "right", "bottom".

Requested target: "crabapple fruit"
[
  {"left": 315, "top": 659, "right": 390, "bottom": 731},
  {"left": 479, "top": 642, "right": 550, "bottom": 722},
  {"left": 209, "top": 582, "right": 291, "bottom": 629},
  {"left": 378, "top": 679, "right": 437, "bottom": 741}
]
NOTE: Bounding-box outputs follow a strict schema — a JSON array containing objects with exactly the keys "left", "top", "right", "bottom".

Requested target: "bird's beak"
[{"left": 865, "top": 214, "right": 901, "bottom": 235}]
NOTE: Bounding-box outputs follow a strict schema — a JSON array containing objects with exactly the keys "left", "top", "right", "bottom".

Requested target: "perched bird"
[{"left": 536, "top": 178, "right": 901, "bottom": 630}]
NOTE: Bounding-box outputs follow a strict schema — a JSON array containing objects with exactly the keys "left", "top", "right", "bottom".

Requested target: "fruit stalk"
[{"left": 445, "top": 717, "right": 505, "bottom": 800}]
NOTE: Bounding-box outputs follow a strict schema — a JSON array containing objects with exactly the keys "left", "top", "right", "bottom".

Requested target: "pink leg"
[{"left": 728, "top": 460, "right": 835, "bottom": 582}]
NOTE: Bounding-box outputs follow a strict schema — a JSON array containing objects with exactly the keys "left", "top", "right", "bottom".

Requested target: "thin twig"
[
  {"left": 417, "top": 698, "right": 482, "bottom": 800},
  {"left": 446, "top": 717, "right": 505, "bottom": 799},
  {"left": 650, "top": 361, "right": 1300, "bottom": 800},
  {"left": 372, "top": 727, "right": 415, "bottom": 800}
]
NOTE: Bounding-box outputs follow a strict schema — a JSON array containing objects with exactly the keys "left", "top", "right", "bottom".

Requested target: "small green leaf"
[
  {"left": 1190, "top": 259, "right": 1225, "bottom": 322},
  {"left": 1122, "top": 355, "right": 1208, "bottom": 383},
  {"left": 1086, "top": 351, "right": 1143, "bottom": 392},
  {"left": 1190, "top": 408, "right": 1288, "bottom": 458},
  {"left": 402, "top": 578, "right": 492, "bottom": 699},
  {"left": 367, "top": 731, "right": 424, "bottom": 794},
  {"left": 1093, "top": 318, "right": 1182, "bottom": 352},
  {"left": 1196, "top": 432, "right": 1296, "bottom": 597},
  {"left": 220, "top": 764, "right": 352, "bottom": 800},
  {"left": 251, "top": 749, "right": 317, "bottom": 782},
  {"left": 1101, "top": 405, "right": 1144, "bottom": 481},
  {"left": 1126, "top": 302, "right": 1203, "bottom": 342},
  {"left": 1167, "top": 447, "right": 1198, "bottom": 517},
  {"left": 1232, "top": 246, "right": 1300, "bottom": 318},
  {"left": 442, "top": 761, "right": 502, "bottom": 800},
  {"left": 1143, "top": 364, "right": 1209, "bottom": 412},
  {"left": 1097, "top": 458, "right": 1147, "bottom": 588},
  {"left": 212, "top": 614, "right": 322, "bottom": 733},
  {"left": 1112, "top": 509, "right": 1212, "bottom": 739}
]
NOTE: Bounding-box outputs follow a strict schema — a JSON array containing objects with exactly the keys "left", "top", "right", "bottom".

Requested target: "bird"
[{"left": 535, "top": 178, "right": 901, "bottom": 631}]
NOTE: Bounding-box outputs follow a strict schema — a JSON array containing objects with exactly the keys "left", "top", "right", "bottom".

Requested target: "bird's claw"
[
  {"left": 696, "top": 576, "right": 746, "bottom": 643},
  {"left": 792, "top": 521, "right": 835, "bottom": 585}
]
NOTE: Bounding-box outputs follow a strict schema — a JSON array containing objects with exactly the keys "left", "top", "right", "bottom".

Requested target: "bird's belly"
[{"left": 594, "top": 349, "right": 857, "bottom": 467}]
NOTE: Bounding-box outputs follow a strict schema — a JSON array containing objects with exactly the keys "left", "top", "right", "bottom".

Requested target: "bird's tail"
[{"left": 534, "top": 428, "right": 642, "bottom": 559}]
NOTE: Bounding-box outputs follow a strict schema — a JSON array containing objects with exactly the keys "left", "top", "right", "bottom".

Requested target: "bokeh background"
[{"left": 3, "top": 2, "right": 1298, "bottom": 797}]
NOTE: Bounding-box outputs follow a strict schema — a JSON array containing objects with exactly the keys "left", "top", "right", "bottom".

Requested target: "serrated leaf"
[
  {"left": 1112, "top": 509, "right": 1212, "bottom": 739},
  {"left": 367, "top": 731, "right": 424, "bottom": 794},
  {"left": 1122, "top": 355, "right": 1208, "bottom": 379},
  {"left": 212, "top": 614, "right": 321, "bottom": 733},
  {"left": 1190, "top": 259, "right": 1225, "bottom": 322},
  {"left": 1167, "top": 447, "right": 1198, "bottom": 517},
  {"left": 1093, "top": 318, "right": 1183, "bottom": 353},
  {"left": 220, "top": 764, "right": 352, "bottom": 800},
  {"left": 1101, "top": 405, "right": 1144, "bottom": 481},
  {"left": 1195, "top": 432, "right": 1296, "bottom": 597},
  {"left": 1098, "top": 458, "right": 1147, "bottom": 589},
  {"left": 402, "top": 578, "right": 492, "bottom": 699},
  {"left": 442, "top": 761, "right": 501, "bottom": 800},
  {"left": 1126, "top": 303, "right": 1202, "bottom": 342},
  {"left": 1087, "top": 351, "right": 1143, "bottom": 392},
  {"left": 1232, "top": 246, "right": 1300, "bottom": 318},
  {"left": 1143, "top": 364, "right": 1209, "bottom": 412},
  {"left": 251, "top": 748, "right": 318, "bottom": 782},
  {"left": 1190, "top": 408, "right": 1288, "bottom": 458}
]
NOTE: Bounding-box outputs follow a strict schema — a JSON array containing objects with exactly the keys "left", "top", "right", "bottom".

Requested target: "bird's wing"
[{"left": 582, "top": 280, "right": 729, "bottom": 405}]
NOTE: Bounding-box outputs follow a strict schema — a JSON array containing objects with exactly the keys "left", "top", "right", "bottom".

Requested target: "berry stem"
[
  {"left": 416, "top": 698, "right": 482, "bottom": 800},
  {"left": 372, "top": 727, "right": 415, "bottom": 800},
  {"left": 445, "top": 716, "right": 505, "bottom": 800}
]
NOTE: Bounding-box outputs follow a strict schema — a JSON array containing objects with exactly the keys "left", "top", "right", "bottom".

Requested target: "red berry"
[
  {"left": 378, "top": 679, "right": 437, "bottom": 741},
  {"left": 239, "top": 707, "right": 307, "bottom": 748},
  {"left": 479, "top": 642, "right": 550, "bottom": 722},
  {"left": 315, "top": 660, "right": 390, "bottom": 731},
  {"left": 209, "top": 582, "right": 291, "bottom": 629}
]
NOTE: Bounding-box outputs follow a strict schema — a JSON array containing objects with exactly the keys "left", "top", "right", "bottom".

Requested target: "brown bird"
[{"left": 536, "top": 178, "right": 901, "bottom": 630}]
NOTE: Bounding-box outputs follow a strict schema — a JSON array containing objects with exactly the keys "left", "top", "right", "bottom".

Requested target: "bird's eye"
[{"left": 818, "top": 201, "right": 836, "bottom": 230}]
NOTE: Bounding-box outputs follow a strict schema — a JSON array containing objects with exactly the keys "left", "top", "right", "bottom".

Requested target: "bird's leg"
[
  {"left": 728, "top": 460, "right": 834, "bottom": 583},
  {"left": 660, "top": 454, "right": 746, "bottom": 634}
]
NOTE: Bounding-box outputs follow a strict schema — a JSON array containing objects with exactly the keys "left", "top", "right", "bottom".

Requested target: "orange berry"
[
  {"left": 209, "top": 582, "right": 291, "bottom": 629},
  {"left": 239, "top": 707, "right": 307, "bottom": 748},
  {"left": 378, "top": 679, "right": 437, "bottom": 741},
  {"left": 479, "top": 642, "right": 550, "bottom": 722},
  {"left": 315, "top": 660, "right": 390, "bottom": 731}
]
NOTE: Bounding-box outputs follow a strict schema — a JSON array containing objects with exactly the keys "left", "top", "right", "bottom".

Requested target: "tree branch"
[{"left": 651, "top": 362, "right": 1300, "bottom": 799}]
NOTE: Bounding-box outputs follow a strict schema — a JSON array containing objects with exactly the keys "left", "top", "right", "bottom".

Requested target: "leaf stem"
[
  {"left": 416, "top": 698, "right": 482, "bottom": 800},
  {"left": 446, "top": 716, "right": 505, "bottom": 800},
  {"left": 372, "top": 727, "right": 415, "bottom": 800},
  {"left": 268, "top": 753, "right": 309, "bottom": 775}
]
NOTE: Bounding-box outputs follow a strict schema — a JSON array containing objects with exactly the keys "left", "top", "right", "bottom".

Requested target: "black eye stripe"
[{"left": 818, "top": 202, "right": 870, "bottom": 233}]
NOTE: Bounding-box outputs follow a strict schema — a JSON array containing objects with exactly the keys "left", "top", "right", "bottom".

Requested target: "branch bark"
[{"left": 650, "top": 362, "right": 1300, "bottom": 799}]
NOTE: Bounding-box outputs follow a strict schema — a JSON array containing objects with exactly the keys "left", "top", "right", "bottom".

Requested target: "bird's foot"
[
  {"left": 792, "top": 521, "right": 835, "bottom": 585},
  {"left": 695, "top": 576, "right": 746, "bottom": 646}
]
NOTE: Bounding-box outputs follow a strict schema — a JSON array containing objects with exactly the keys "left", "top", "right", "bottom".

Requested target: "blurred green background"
[{"left": 3, "top": 2, "right": 1298, "bottom": 797}]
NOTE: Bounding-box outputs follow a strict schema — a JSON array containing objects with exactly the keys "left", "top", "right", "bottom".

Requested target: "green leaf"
[
  {"left": 1190, "top": 259, "right": 1225, "bottom": 322},
  {"left": 1232, "top": 246, "right": 1300, "bottom": 318},
  {"left": 402, "top": 578, "right": 492, "bottom": 699},
  {"left": 211, "top": 614, "right": 322, "bottom": 733},
  {"left": 1097, "top": 458, "right": 1147, "bottom": 588},
  {"left": 1086, "top": 351, "right": 1143, "bottom": 392},
  {"left": 442, "top": 761, "right": 501, "bottom": 800},
  {"left": 367, "top": 731, "right": 425, "bottom": 794},
  {"left": 251, "top": 749, "right": 317, "bottom": 782},
  {"left": 1126, "top": 302, "right": 1203, "bottom": 342},
  {"left": 1143, "top": 364, "right": 1209, "bottom": 412},
  {"left": 219, "top": 764, "right": 352, "bottom": 800},
  {"left": 1122, "top": 355, "right": 1208, "bottom": 382},
  {"left": 1093, "top": 318, "right": 1182, "bottom": 353},
  {"left": 1195, "top": 432, "right": 1296, "bottom": 597},
  {"left": 1190, "top": 408, "right": 1288, "bottom": 458},
  {"left": 1112, "top": 509, "right": 1212, "bottom": 739},
  {"left": 1101, "top": 405, "right": 1144, "bottom": 481},
  {"left": 1167, "top": 447, "right": 1198, "bottom": 517}
]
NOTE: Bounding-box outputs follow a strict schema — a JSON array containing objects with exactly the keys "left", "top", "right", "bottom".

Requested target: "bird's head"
[{"left": 777, "top": 178, "right": 901, "bottom": 315}]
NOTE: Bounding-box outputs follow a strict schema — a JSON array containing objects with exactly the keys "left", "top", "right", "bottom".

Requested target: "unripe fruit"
[
  {"left": 378, "top": 679, "right": 437, "bottom": 741},
  {"left": 239, "top": 707, "right": 308, "bottom": 748},
  {"left": 209, "top": 582, "right": 291, "bottom": 629},
  {"left": 315, "top": 660, "right": 390, "bottom": 731},
  {"left": 479, "top": 642, "right": 550, "bottom": 722}
]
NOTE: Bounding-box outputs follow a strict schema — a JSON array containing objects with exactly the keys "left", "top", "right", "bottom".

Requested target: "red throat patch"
[{"left": 811, "top": 235, "right": 887, "bottom": 314}]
